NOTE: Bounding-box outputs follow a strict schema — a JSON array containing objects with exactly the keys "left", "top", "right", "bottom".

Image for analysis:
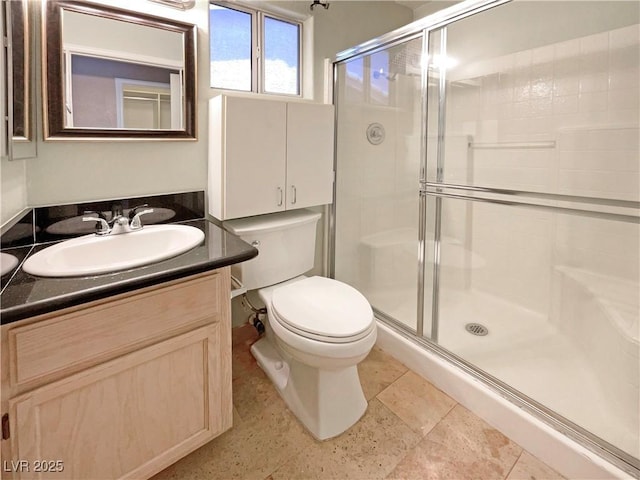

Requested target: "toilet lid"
[{"left": 271, "top": 276, "right": 373, "bottom": 340}]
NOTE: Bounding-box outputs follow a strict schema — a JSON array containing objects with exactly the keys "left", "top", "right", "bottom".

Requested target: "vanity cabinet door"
[
  {"left": 286, "top": 102, "right": 335, "bottom": 210},
  {"left": 7, "top": 325, "right": 230, "bottom": 480}
]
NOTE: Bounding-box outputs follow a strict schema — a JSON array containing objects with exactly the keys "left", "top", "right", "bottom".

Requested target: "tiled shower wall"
[
  {"left": 442, "top": 23, "right": 640, "bottom": 313},
  {"left": 447, "top": 23, "right": 639, "bottom": 197}
]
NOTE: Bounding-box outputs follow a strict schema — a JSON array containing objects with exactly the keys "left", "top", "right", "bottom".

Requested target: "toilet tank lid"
[{"left": 223, "top": 210, "right": 321, "bottom": 235}]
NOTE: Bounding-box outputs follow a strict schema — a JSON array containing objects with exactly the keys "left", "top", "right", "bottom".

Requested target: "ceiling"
[{"left": 394, "top": 1, "right": 432, "bottom": 10}]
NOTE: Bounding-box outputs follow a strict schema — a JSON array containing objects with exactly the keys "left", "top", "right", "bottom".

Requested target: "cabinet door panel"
[
  {"left": 224, "top": 97, "right": 287, "bottom": 219},
  {"left": 286, "top": 103, "right": 335, "bottom": 209},
  {"left": 8, "top": 325, "right": 229, "bottom": 480},
  {"left": 9, "top": 273, "right": 223, "bottom": 388}
]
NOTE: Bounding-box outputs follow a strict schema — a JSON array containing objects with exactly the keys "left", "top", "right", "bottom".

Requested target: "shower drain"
[{"left": 465, "top": 323, "right": 489, "bottom": 336}]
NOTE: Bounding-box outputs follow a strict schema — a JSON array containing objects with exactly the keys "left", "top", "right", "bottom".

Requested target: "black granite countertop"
[{"left": 0, "top": 219, "right": 257, "bottom": 325}]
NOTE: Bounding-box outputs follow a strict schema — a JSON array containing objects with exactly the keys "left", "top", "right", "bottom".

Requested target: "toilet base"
[{"left": 251, "top": 337, "right": 368, "bottom": 440}]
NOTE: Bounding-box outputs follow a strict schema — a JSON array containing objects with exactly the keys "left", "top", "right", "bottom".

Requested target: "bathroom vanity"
[{"left": 0, "top": 203, "right": 258, "bottom": 479}]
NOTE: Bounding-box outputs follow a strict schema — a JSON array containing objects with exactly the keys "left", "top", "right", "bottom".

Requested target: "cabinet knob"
[
  {"left": 277, "top": 187, "right": 283, "bottom": 206},
  {"left": 291, "top": 185, "right": 297, "bottom": 205}
]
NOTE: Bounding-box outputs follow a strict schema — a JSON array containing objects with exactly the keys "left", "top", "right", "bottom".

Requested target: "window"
[
  {"left": 209, "top": 3, "right": 301, "bottom": 96},
  {"left": 209, "top": 5, "right": 252, "bottom": 92}
]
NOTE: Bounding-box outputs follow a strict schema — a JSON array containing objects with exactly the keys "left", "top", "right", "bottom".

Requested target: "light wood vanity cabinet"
[{"left": 0, "top": 269, "right": 232, "bottom": 480}]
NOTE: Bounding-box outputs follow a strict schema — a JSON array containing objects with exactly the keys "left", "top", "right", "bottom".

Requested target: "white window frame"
[{"left": 209, "top": 1, "right": 303, "bottom": 97}]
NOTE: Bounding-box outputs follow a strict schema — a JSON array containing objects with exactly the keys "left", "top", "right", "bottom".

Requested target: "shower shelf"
[{"left": 468, "top": 140, "right": 556, "bottom": 149}]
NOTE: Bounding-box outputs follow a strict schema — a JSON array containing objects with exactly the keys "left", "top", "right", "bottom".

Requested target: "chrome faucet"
[
  {"left": 82, "top": 204, "right": 154, "bottom": 236},
  {"left": 109, "top": 216, "right": 133, "bottom": 235},
  {"left": 110, "top": 202, "right": 124, "bottom": 222}
]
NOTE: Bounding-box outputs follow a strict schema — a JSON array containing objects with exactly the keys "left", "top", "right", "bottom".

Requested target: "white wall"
[
  {"left": 413, "top": 1, "right": 459, "bottom": 20},
  {"left": 63, "top": 10, "right": 183, "bottom": 63},
  {"left": 0, "top": 156, "right": 28, "bottom": 225},
  {"left": 23, "top": 0, "right": 412, "bottom": 208}
]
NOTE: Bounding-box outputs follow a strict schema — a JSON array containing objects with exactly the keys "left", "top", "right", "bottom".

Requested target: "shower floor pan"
[{"left": 366, "top": 285, "right": 639, "bottom": 462}]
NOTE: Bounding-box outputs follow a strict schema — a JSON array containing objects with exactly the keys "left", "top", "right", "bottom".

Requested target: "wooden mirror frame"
[{"left": 42, "top": 0, "right": 197, "bottom": 140}]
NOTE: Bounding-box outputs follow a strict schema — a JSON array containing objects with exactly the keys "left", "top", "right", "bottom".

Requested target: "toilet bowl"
[
  {"left": 223, "top": 210, "right": 376, "bottom": 440},
  {"left": 252, "top": 275, "right": 376, "bottom": 440}
]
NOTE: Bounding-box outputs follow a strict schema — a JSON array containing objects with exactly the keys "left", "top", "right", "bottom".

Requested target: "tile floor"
[{"left": 152, "top": 325, "right": 565, "bottom": 480}]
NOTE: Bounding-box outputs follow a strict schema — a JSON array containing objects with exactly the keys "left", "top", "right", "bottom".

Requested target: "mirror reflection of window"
[
  {"left": 370, "top": 50, "right": 390, "bottom": 105},
  {"left": 345, "top": 56, "right": 364, "bottom": 102}
]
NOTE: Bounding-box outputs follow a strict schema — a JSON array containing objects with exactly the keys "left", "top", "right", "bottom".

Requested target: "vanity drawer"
[{"left": 8, "top": 270, "right": 228, "bottom": 388}]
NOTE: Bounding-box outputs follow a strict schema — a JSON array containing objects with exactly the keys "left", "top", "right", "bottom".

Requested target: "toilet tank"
[{"left": 223, "top": 210, "right": 322, "bottom": 290}]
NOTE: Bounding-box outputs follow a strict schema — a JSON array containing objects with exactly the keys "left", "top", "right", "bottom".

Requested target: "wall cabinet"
[
  {"left": 209, "top": 95, "right": 335, "bottom": 220},
  {"left": 0, "top": 269, "right": 232, "bottom": 479}
]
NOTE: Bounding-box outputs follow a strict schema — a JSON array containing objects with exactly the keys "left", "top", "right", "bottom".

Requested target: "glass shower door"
[
  {"left": 421, "top": 0, "right": 639, "bottom": 468},
  {"left": 333, "top": 35, "right": 424, "bottom": 332}
]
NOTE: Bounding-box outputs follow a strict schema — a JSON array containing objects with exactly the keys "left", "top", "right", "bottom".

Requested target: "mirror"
[
  {"left": 42, "top": 0, "right": 196, "bottom": 140},
  {"left": 1, "top": 0, "right": 34, "bottom": 161},
  {"left": 10, "top": 0, "right": 31, "bottom": 142}
]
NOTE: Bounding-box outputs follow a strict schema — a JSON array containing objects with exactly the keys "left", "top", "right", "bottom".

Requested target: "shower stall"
[{"left": 331, "top": 0, "right": 639, "bottom": 476}]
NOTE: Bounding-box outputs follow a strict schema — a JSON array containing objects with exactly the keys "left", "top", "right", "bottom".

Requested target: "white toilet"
[{"left": 224, "top": 209, "right": 376, "bottom": 440}]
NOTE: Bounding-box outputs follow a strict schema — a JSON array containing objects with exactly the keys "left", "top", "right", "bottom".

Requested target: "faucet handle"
[
  {"left": 82, "top": 210, "right": 107, "bottom": 220},
  {"left": 130, "top": 208, "right": 154, "bottom": 230},
  {"left": 128, "top": 204, "right": 149, "bottom": 220},
  {"left": 82, "top": 213, "right": 110, "bottom": 235}
]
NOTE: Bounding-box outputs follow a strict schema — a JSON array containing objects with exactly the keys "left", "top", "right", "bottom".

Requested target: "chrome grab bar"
[{"left": 468, "top": 140, "right": 556, "bottom": 150}]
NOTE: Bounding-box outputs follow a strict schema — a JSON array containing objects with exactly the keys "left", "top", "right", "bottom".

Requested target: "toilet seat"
[{"left": 270, "top": 276, "right": 374, "bottom": 344}]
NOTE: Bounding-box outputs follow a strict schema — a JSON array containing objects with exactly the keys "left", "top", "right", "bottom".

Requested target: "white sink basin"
[
  {"left": 23, "top": 224, "right": 204, "bottom": 277},
  {"left": 1, "top": 252, "right": 19, "bottom": 276}
]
